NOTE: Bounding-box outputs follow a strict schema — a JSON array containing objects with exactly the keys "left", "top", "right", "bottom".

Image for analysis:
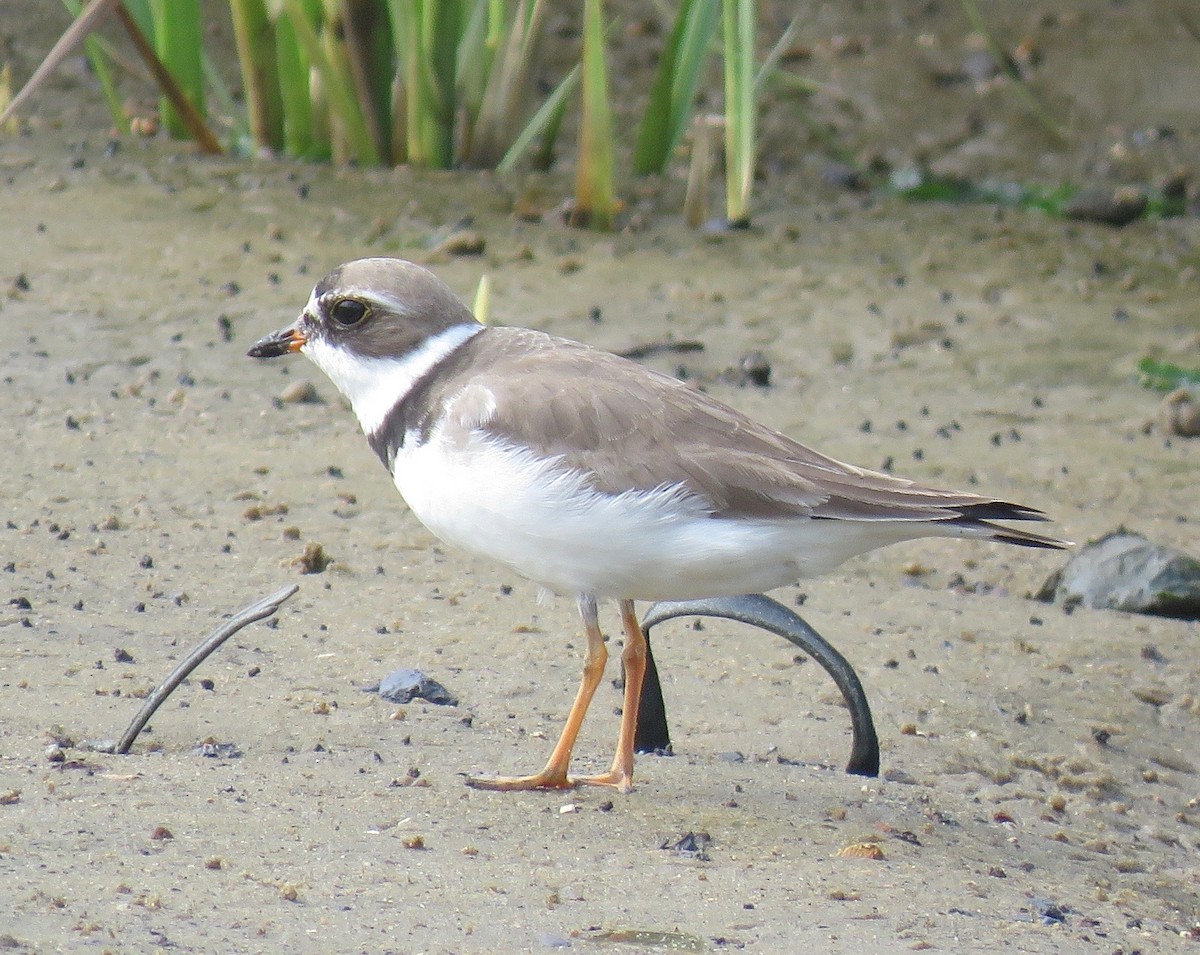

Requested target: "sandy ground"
[{"left": 2, "top": 2, "right": 1199, "bottom": 953}]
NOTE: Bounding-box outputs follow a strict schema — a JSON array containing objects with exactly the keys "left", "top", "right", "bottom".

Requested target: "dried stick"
[{"left": 114, "top": 584, "right": 299, "bottom": 754}]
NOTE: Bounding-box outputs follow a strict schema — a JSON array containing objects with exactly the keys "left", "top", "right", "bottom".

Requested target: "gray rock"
[
  {"left": 1037, "top": 530, "right": 1200, "bottom": 619},
  {"left": 377, "top": 669, "right": 457, "bottom": 706},
  {"left": 1062, "top": 187, "right": 1147, "bottom": 227}
]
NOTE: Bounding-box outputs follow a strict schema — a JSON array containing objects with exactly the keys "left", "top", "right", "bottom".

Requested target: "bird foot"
[
  {"left": 571, "top": 769, "right": 634, "bottom": 794},
  {"left": 464, "top": 768, "right": 634, "bottom": 793},
  {"left": 464, "top": 768, "right": 577, "bottom": 792}
]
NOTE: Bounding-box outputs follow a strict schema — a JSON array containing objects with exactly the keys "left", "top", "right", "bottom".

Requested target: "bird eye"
[{"left": 330, "top": 298, "right": 368, "bottom": 326}]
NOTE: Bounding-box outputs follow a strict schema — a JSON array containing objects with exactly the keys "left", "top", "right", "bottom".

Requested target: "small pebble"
[
  {"left": 278, "top": 380, "right": 321, "bottom": 405},
  {"left": 436, "top": 230, "right": 485, "bottom": 256},
  {"left": 1159, "top": 388, "right": 1200, "bottom": 437},
  {"left": 1062, "top": 187, "right": 1147, "bottom": 227}
]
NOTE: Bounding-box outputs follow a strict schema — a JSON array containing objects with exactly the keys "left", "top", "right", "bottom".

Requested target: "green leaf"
[
  {"left": 573, "top": 0, "right": 616, "bottom": 229},
  {"left": 632, "top": 0, "right": 719, "bottom": 176}
]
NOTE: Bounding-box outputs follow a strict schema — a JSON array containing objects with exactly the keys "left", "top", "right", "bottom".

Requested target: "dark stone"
[{"left": 1037, "top": 530, "right": 1200, "bottom": 620}]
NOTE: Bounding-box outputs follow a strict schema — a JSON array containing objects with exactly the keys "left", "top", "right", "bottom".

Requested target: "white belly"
[{"left": 390, "top": 433, "right": 905, "bottom": 601}]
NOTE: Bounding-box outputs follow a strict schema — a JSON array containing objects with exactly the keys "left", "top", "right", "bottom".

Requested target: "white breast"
[{"left": 389, "top": 427, "right": 901, "bottom": 601}]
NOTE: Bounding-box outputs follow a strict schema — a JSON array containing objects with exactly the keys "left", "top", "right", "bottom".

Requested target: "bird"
[{"left": 248, "top": 257, "right": 1065, "bottom": 793}]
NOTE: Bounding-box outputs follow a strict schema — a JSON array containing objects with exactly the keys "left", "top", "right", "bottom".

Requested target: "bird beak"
[{"left": 247, "top": 320, "right": 307, "bottom": 358}]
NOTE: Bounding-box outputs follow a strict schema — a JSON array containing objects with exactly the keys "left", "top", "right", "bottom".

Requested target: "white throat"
[{"left": 302, "top": 323, "right": 482, "bottom": 436}]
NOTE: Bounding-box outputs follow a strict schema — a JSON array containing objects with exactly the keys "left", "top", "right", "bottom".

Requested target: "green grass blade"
[
  {"left": 632, "top": 0, "right": 718, "bottom": 175},
  {"left": 388, "top": 0, "right": 459, "bottom": 168},
  {"left": 457, "top": 0, "right": 492, "bottom": 132},
  {"left": 281, "top": 0, "right": 379, "bottom": 164},
  {"left": 417, "top": 0, "right": 463, "bottom": 167},
  {"left": 469, "top": 0, "right": 547, "bottom": 168},
  {"left": 496, "top": 61, "right": 578, "bottom": 173},
  {"left": 342, "top": 0, "right": 395, "bottom": 163},
  {"left": 273, "top": 1, "right": 326, "bottom": 159},
  {"left": 754, "top": 11, "right": 801, "bottom": 94},
  {"left": 229, "top": 0, "right": 284, "bottom": 151},
  {"left": 149, "top": 0, "right": 204, "bottom": 139},
  {"left": 58, "top": 0, "right": 129, "bottom": 134},
  {"left": 473, "top": 273, "right": 491, "bottom": 325},
  {"left": 572, "top": 0, "right": 615, "bottom": 228},
  {"left": 958, "top": 0, "right": 1066, "bottom": 143},
  {"left": 721, "top": 0, "right": 755, "bottom": 223}
]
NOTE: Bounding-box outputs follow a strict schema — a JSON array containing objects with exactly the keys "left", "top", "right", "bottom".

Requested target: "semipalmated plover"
[{"left": 249, "top": 257, "right": 1065, "bottom": 793}]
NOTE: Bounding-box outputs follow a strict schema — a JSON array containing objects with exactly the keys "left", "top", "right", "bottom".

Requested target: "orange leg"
[
  {"left": 466, "top": 595, "right": 609, "bottom": 791},
  {"left": 571, "top": 599, "right": 646, "bottom": 793}
]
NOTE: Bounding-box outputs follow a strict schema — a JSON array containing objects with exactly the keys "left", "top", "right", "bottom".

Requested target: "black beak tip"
[
  {"left": 247, "top": 329, "right": 295, "bottom": 359},
  {"left": 246, "top": 340, "right": 278, "bottom": 359}
]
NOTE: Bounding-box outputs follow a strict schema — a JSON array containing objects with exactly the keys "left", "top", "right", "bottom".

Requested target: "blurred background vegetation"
[{"left": 3, "top": 1, "right": 1194, "bottom": 230}]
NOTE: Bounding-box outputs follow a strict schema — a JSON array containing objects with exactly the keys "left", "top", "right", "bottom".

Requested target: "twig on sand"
[
  {"left": 112, "top": 584, "right": 299, "bottom": 755},
  {"left": 617, "top": 339, "right": 705, "bottom": 361}
]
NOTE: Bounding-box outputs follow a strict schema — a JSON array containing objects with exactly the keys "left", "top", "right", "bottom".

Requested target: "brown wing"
[{"left": 441, "top": 328, "right": 1054, "bottom": 535}]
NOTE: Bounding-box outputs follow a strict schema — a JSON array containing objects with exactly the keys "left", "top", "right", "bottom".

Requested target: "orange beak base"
[{"left": 247, "top": 325, "right": 306, "bottom": 358}]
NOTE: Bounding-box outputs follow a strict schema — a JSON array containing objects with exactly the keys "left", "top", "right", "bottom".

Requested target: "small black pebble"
[
  {"left": 327, "top": 466, "right": 344, "bottom": 478},
  {"left": 10, "top": 596, "right": 31, "bottom": 610},
  {"left": 500, "top": 584, "right": 513, "bottom": 595},
  {"left": 133, "top": 602, "right": 146, "bottom": 612},
  {"left": 589, "top": 305, "right": 602, "bottom": 323},
  {"left": 598, "top": 800, "right": 614, "bottom": 812},
  {"left": 114, "top": 648, "right": 134, "bottom": 663},
  {"left": 139, "top": 554, "right": 154, "bottom": 569},
  {"left": 199, "top": 678, "right": 215, "bottom": 691},
  {"left": 248, "top": 666, "right": 261, "bottom": 677},
  {"left": 65, "top": 416, "right": 80, "bottom": 430}
]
